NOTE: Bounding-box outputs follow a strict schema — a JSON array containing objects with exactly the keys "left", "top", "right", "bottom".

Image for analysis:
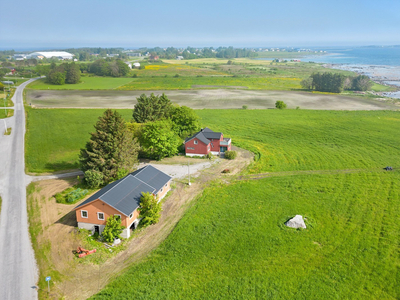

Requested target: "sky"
[{"left": 1, "top": 0, "right": 399, "bottom": 50}]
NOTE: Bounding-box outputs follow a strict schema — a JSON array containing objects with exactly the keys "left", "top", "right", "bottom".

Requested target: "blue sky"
[{"left": 1, "top": 0, "right": 399, "bottom": 50}]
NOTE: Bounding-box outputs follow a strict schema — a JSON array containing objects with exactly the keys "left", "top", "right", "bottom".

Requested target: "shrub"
[
  {"left": 174, "top": 74, "right": 180, "bottom": 78},
  {"left": 206, "top": 153, "right": 213, "bottom": 160},
  {"left": 139, "top": 192, "right": 162, "bottom": 227},
  {"left": 102, "top": 215, "right": 125, "bottom": 243},
  {"left": 132, "top": 73, "right": 138, "bottom": 78},
  {"left": 222, "top": 169, "right": 230, "bottom": 173},
  {"left": 67, "top": 188, "right": 89, "bottom": 203},
  {"left": 275, "top": 101, "right": 287, "bottom": 109},
  {"left": 224, "top": 150, "right": 237, "bottom": 160},
  {"left": 84, "top": 170, "right": 104, "bottom": 188},
  {"left": 242, "top": 105, "right": 248, "bottom": 109}
]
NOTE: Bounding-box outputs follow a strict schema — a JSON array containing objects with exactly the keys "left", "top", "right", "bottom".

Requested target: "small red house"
[{"left": 184, "top": 127, "right": 231, "bottom": 157}]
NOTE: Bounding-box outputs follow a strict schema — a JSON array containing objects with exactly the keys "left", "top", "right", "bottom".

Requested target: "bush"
[
  {"left": 224, "top": 150, "right": 237, "bottom": 160},
  {"left": 174, "top": 74, "right": 180, "bottom": 78},
  {"left": 275, "top": 101, "right": 287, "bottom": 109},
  {"left": 84, "top": 170, "right": 104, "bottom": 188},
  {"left": 139, "top": 192, "right": 162, "bottom": 227},
  {"left": 102, "top": 215, "right": 125, "bottom": 243},
  {"left": 206, "top": 152, "right": 213, "bottom": 160},
  {"left": 222, "top": 169, "right": 230, "bottom": 173},
  {"left": 242, "top": 105, "right": 248, "bottom": 109},
  {"left": 66, "top": 188, "right": 88, "bottom": 203}
]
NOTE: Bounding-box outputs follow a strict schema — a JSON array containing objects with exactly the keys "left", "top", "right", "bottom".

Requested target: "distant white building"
[
  {"left": 27, "top": 51, "right": 74, "bottom": 60},
  {"left": 133, "top": 62, "right": 140, "bottom": 68},
  {"left": 176, "top": 56, "right": 184, "bottom": 60},
  {"left": 13, "top": 54, "right": 27, "bottom": 60}
]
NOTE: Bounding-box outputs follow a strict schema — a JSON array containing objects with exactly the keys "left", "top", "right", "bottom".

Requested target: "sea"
[{"left": 259, "top": 46, "right": 400, "bottom": 98}]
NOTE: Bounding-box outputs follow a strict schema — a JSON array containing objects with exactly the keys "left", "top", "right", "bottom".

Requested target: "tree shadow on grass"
[{"left": 45, "top": 161, "right": 79, "bottom": 173}]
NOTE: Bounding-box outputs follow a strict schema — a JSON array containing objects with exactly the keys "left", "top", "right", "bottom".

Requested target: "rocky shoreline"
[{"left": 323, "top": 63, "right": 400, "bottom": 99}]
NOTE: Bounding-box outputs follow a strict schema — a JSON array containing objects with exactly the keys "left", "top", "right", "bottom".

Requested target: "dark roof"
[
  {"left": 75, "top": 165, "right": 172, "bottom": 216},
  {"left": 184, "top": 127, "right": 222, "bottom": 144},
  {"left": 202, "top": 128, "right": 222, "bottom": 140}
]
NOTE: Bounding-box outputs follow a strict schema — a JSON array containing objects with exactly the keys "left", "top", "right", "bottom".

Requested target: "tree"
[
  {"left": 0, "top": 82, "right": 4, "bottom": 91},
  {"left": 47, "top": 71, "right": 65, "bottom": 85},
  {"left": 79, "top": 109, "right": 139, "bottom": 184},
  {"left": 352, "top": 75, "right": 372, "bottom": 91},
  {"left": 102, "top": 215, "right": 125, "bottom": 242},
  {"left": 139, "top": 192, "right": 162, "bottom": 227},
  {"left": 275, "top": 101, "right": 287, "bottom": 109},
  {"left": 140, "top": 119, "right": 180, "bottom": 160},
  {"left": 170, "top": 105, "right": 200, "bottom": 138},
  {"left": 116, "top": 60, "right": 130, "bottom": 76},
  {"left": 300, "top": 77, "right": 313, "bottom": 90},
  {"left": 311, "top": 72, "right": 346, "bottom": 93},
  {"left": 132, "top": 93, "right": 172, "bottom": 123},
  {"left": 65, "top": 63, "right": 81, "bottom": 84}
]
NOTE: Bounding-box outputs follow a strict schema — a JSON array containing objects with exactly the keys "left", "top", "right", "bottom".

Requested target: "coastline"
[{"left": 323, "top": 63, "right": 400, "bottom": 98}]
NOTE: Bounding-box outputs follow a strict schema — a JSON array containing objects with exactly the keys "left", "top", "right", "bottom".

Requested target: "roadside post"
[
  {"left": 188, "top": 159, "right": 191, "bottom": 186},
  {"left": 45, "top": 276, "right": 51, "bottom": 293},
  {"left": 2, "top": 119, "right": 6, "bottom": 134}
]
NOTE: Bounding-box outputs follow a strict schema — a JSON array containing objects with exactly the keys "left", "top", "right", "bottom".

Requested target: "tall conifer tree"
[{"left": 79, "top": 109, "right": 139, "bottom": 185}]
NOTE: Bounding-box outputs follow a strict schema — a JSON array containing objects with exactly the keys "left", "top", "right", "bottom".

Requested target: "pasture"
[
  {"left": 196, "top": 110, "right": 400, "bottom": 174},
  {"left": 92, "top": 172, "right": 400, "bottom": 299},
  {"left": 25, "top": 109, "right": 400, "bottom": 176}
]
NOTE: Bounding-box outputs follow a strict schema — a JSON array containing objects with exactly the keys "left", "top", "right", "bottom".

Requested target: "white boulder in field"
[{"left": 285, "top": 215, "right": 306, "bottom": 229}]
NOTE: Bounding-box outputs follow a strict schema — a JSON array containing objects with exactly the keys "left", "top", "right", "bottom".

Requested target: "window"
[
  {"left": 165, "top": 183, "right": 168, "bottom": 187},
  {"left": 97, "top": 212, "right": 105, "bottom": 220},
  {"left": 194, "top": 140, "right": 198, "bottom": 145},
  {"left": 81, "top": 210, "right": 88, "bottom": 218},
  {"left": 160, "top": 188, "right": 163, "bottom": 193},
  {"left": 129, "top": 213, "right": 133, "bottom": 219}
]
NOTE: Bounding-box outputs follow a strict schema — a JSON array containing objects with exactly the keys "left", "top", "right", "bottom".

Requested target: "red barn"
[{"left": 184, "top": 128, "right": 231, "bottom": 157}]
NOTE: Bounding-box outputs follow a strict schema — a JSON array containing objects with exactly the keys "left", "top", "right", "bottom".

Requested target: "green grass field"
[
  {"left": 25, "top": 108, "right": 132, "bottom": 173},
  {"left": 196, "top": 110, "right": 400, "bottom": 174},
  {"left": 27, "top": 77, "right": 134, "bottom": 90},
  {"left": 92, "top": 172, "right": 400, "bottom": 299},
  {"left": 25, "top": 108, "right": 400, "bottom": 298},
  {"left": 25, "top": 109, "right": 400, "bottom": 175},
  {"left": 118, "top": 76, "right": 302, "bottom": 90}
]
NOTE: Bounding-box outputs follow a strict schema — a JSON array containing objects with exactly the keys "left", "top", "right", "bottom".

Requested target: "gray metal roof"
[
  {"left": 185, "top": 127, "right": 224, "bottom": 145},
  {"left": 202, "top": 127, "right": 222, "bottom": 140},
  {"left": 75, "top": 165, "right": 172, "bottom": 216}
]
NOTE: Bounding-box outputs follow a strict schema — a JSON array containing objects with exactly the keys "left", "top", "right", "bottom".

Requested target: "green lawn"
[
  {"left": 25, "top": 108, "right": 132, "bottom": 173},
  {"left": 92, "top": 172, "right": 400, "bottom": 299},
  {"left": 27, "top": 77, "right": 134, "bottom": 90}
]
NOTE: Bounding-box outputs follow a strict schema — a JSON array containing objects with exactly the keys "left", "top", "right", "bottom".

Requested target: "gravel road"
[{"left": 0, "top": 79, "right": 39, "bottom": 299}]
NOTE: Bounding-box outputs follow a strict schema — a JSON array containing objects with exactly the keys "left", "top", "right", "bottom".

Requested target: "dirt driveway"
[
  {"left": 26, "top": 89, "right": 396, "bottom": 110},
  {"left": 29, "top": 147, "right": 253, "bottom": 299}
]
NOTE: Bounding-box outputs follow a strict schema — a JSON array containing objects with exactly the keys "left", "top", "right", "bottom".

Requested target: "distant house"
[
  {"left": 184, "top": 128, "right": 231, "bottom": 157},
  {"left": 149, "top": 54, "right": 159, "bottom": 60},
  {"left": 74, "top": 165, "right": 172, "bottom": 238},
  {"left": 133, "top": 62, "right": 140, "bottom": 68},
  {"left": 176, "top": 56, "right": 184, "bottom": 60}
]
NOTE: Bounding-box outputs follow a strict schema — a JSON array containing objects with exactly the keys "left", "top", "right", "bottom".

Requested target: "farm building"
[
  {"left": 184, "top": 127, "right": 231, "bottom": 157},
  {"left": 74, "top": 165, "right": 172, "bottom": 239},
  {"left": 133, "top": 62, "right": 140, "bottom": 68},
  {"left": 27, "top": 51, "right": 74, "bottom": 60}
]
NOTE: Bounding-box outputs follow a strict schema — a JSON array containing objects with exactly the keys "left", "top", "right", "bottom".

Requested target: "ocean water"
[{"left": 301, "top": 47, "right": 400, "bottom": 66}]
